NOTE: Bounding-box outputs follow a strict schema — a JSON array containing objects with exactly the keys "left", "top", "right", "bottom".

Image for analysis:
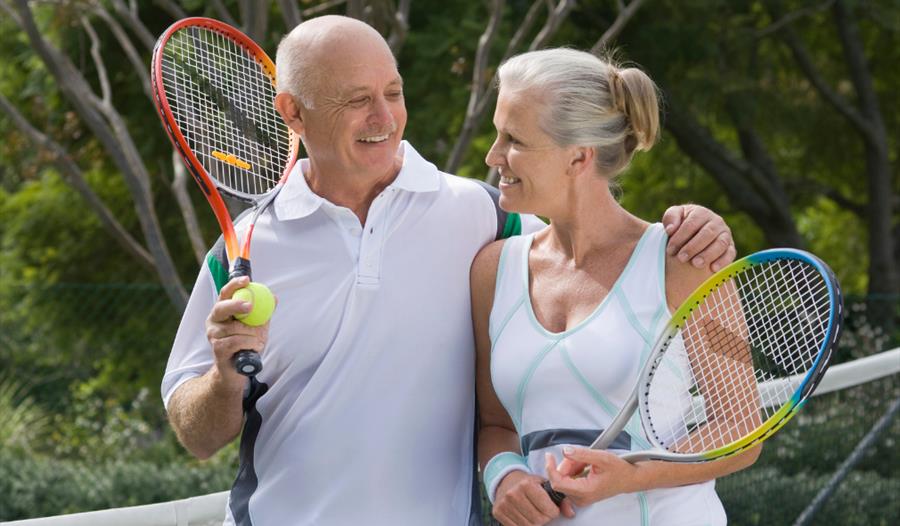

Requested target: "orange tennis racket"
[{"left": 152, "top": 18, "right": 299, "bottom": 377}]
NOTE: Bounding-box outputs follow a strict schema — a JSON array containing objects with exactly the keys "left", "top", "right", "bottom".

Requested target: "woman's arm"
[
  {"left": 545, "top": 253, "right": 760, "bottom": 508},
  {"left": 471, "top": 241, "right": 572, "bottom": 525}
]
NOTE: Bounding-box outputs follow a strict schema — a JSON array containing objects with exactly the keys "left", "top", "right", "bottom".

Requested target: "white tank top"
[{"left": 489, "top": 223, "right": 726, "bottom": 526}]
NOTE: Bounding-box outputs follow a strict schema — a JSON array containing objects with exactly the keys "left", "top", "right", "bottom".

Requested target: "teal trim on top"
[
  {"left": 658, "top": 222, "right": 669, "bottom": 307},
  {"left": 490, "top": 295, "right": 526, "bottom": 347},
  {"left": 501, "top": 213, "right": 522, "bottom": 239},
  {"left": 206, "top": 251, "right": 229, "bottom": 294},
  {"left": 637, "top": 492, "right": 650, "bottom": 526},
  {"left": 521, "top": 225, "right": 655, "bottom": 339},
  {"left": 560, "top": 347, "right": 652, "bottom": 450},
  {"left": 514, "top": 339, "right": 561, "bottom": 433},
  {"left": 613, "top": 287, "right": 653, "bottom": 346}
]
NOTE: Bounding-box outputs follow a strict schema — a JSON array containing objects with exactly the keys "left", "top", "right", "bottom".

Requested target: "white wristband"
[{"left": 483, "top": 452, "right": 530, "bottom": 503}]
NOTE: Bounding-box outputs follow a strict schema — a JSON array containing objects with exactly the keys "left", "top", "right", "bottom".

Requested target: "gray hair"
[
  {"left": 275, "top": 29, "right": 319, "bottom": 109},
  {"left": 497, "top": 48, "right": 660, "bottom": 177}
]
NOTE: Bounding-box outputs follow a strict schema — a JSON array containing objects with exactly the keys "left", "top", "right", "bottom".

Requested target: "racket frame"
[
  {"left": 151, "top": 17, "right": 299, "bottom": 376},
  {"left": 592, "top": 248, "right": 843, "bottom": 463}
]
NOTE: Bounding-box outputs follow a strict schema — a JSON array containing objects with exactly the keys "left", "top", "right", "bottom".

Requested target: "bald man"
[{"left": 162, "top": 16, "right": 736, "bottom": 526}]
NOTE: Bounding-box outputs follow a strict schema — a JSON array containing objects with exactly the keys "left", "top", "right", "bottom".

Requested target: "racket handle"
[
  {"left": 541, "top": 480, "right": 566, "bottom": 507},
  {"left": 234, "top": 350, "right": 262, "bottom": 376}
]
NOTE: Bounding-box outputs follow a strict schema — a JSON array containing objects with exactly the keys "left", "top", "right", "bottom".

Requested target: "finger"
[
  {"left": 219, "top": 276, "right": 251, "bottom": 301},
  {"left": 665, "top": 208, "right": 704, "bottom": 257},
  {"left": 661, "top": 205, "right": 686, "bottom": 237},
  {"left": 711, "top": 241, "right": 737, "bottom": 273},
  {"left": 560, "top": 499, "right": 576, "bottom": 519},
  {"left": 495, "top": 502, "right": 529, "bottom": 526},
  {"left": 675, "top": 222, "right": 720, "bottom": 266},
  {"left": 211, "top": 334, "right": 265, "bottom": 354},
  {"left": 524, "top": 479, "right": 560, "bottom": 518},
  {"left": 209, "top": 297, "right": 254, "bottom": 323},
  {"left": 206, "top": 319, "right": 259, "bottom": 341},
  {"left": 561, "top": 446, "right": 607, "bottom": 465},
  {"left": 556, "top": 457, "right": 588, "bottom": 477}
]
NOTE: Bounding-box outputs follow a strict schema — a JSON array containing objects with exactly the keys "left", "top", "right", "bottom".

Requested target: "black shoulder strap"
[{"left": 471, "top": 179, "right": 522, "bottom": 240}]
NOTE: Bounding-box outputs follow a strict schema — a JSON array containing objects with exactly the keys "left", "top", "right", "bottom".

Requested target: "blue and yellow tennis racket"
[{"left": 544, "top": 249, "right": 844, "bottom": 504}]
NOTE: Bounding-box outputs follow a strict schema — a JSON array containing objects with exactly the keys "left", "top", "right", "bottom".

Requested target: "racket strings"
[
  {"left": 159, "top": 26, "right": 289, "bottom": 199},
  {"left": 645, "top": 258, "right": 832, "bottom": 455}
]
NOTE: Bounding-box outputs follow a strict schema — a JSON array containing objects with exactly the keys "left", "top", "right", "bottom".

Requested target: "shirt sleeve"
[
  {"left": 160, "top": 266, "right": 218, "bottom": 410},
  {"left": 518, "top": 214, "right": 546, "bottom": 235}
]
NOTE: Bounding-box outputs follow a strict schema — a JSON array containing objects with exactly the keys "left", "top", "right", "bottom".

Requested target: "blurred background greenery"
[{"left": 0, "top": 0, "right": 897, "bottom": 523}]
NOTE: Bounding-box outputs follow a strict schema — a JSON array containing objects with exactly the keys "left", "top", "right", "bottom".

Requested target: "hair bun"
[{"left": 608, "top": 68, "right": 629, "bottom": 117}]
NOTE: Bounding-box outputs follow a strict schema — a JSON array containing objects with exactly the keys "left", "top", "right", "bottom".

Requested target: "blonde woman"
[{"left": 472, "top": 49, "right": 760, "bottom": 526}]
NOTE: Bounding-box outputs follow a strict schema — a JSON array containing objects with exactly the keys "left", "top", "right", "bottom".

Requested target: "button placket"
[{"left": 357, "top": 191, "right": 390, "bottom": 286}]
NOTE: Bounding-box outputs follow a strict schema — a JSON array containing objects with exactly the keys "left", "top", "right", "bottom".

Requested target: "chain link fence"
[{"left": 0, "top": 285, "right": 897, "bottom": 523}]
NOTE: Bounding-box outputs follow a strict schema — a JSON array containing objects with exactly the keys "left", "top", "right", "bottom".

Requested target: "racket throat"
[{"left": 230, "top": 257, "right": 252, "bottom": 280}]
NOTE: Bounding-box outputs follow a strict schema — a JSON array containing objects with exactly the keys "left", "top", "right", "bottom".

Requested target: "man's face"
[{"left": 298, "top": 43, "right": 407, "bottom": 181}]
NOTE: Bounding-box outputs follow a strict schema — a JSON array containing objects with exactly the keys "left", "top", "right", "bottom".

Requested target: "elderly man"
[{"left": 162, "top": 15, "right": 735, "bottom": 526}]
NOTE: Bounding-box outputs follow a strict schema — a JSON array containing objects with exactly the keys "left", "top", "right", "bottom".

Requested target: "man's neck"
[{"left": 305, "top": 160, "right": 402, "bottom": 225}]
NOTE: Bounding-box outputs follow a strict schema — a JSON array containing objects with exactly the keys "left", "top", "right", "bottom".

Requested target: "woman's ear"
[
  {"left": 275, "top": 92, "right": 304, "bottom": 135},
  {"left": 568, "top": 146, "right": 594, "bottom": 176}
]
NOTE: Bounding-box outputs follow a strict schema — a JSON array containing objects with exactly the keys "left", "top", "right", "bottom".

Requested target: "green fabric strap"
[
  {"left": 206, "top": 250, "right": 229, "bottom": 294},
  {"left": 501, "top": 213, "right": 522, "bottom": 239}
]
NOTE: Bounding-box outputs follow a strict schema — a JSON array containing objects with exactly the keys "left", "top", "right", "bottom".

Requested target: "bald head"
[{"left": 276, "top": 16, "right": 396, "bottom": 108}]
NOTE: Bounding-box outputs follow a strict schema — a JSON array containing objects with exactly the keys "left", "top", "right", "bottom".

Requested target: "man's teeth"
[
  {"left": 500, "top": 175, "right": 520, "bottom": 184},
  {"left": 359, "top": 134, "right": 389, "bottom": 143}
]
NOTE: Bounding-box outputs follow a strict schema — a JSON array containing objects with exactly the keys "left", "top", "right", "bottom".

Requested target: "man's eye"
[
  {"left": 386, "top": 91, "right": 403, "bottom": 100},
  {"left": 349, "top": 96, "right": 369, "bottom": 106}
]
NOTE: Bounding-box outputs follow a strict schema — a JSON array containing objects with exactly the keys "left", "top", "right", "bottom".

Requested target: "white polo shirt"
[{"left": 162, "top": 141, "right": 540, "bottom": 526}]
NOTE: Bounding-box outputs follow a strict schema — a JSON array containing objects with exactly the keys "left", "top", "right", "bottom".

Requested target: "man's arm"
[
  {"left": 662, "top": 204, "right": 736, "bottom": 272},
  {"left": 166, "top": 276, "right": 269, "bottom": 459}
]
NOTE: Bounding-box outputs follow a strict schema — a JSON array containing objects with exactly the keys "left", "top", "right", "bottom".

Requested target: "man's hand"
[
  {"left": 206, "top": 276, "right": 270, "bottom": 384},
  {"left": 662, "top": 204, "right": 736, "bottom": 272},
  {"left": 492, "top": 470, "right": 575, "bottom": 526}
]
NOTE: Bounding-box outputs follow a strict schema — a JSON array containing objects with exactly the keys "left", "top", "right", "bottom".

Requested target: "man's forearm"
[{"left": 167, "top": 368, "right": 245, "bottom": 459}]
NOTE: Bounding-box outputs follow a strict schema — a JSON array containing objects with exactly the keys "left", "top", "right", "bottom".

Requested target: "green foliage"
[
  {"left": 0, "top": 377, "right": 50, "bottom": 453},
  {"left": 0, "top": 449, "right": 235, "bottom": 521},
  {"left": 719, "top": 467, "right": 900, "bottom": 526}
]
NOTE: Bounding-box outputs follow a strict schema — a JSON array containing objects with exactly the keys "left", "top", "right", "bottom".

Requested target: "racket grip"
[
  {"left": 541, "top": 480, "right": 566, "bottom": 507},
  {"left": 234, "top": 350, "right": 262, "bottom": 376}
]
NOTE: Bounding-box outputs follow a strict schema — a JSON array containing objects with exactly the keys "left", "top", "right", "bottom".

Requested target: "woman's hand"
[
  {"left": 544, "top": 447, "right": 640, "bottom": 508},
  {"left": 493, "top": 470, "right": 575, "bottom": 525}
]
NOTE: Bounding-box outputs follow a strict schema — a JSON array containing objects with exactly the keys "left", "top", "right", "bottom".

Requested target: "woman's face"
[{"left": 485, "top": 88, "right": 574, "bottom": 215}]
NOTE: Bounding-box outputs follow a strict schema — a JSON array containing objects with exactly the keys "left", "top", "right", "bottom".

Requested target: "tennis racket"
[
  {"left": 543, "top": 248, "right": 844, "bottom": 505},
  {"left": 151, "top": 18, "right": 299, "bottom": 377}
]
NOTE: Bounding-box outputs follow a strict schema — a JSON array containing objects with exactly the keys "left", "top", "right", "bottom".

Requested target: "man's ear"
[{"left": 275, "top": 92, "right": 304, "bottom": 135}]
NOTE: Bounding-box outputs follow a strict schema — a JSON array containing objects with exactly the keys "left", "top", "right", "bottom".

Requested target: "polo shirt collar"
[{"left": 274, "top": 141, "right": 441, "bottom": 221}]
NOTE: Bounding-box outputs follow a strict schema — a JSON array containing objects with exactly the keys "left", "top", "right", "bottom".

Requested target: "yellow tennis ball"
[{"left": 233, "top": 282, "right": 275, "bottom": 326}]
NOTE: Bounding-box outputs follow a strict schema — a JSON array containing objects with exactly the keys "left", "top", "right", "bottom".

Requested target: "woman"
[{"left": 472, "top": 48, "right": 760, "bottom": 526}]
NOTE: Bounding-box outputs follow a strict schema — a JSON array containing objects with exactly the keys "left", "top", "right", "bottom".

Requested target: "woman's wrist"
[{"left": 483, "top": 452, "right": 531, "bottom": 503}]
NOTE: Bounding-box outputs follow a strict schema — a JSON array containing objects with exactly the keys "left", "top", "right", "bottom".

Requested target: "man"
[{"left": 162, "top": 16, "right": 736, "bottom": 526}]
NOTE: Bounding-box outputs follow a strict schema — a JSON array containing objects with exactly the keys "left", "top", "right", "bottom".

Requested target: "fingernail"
[
  {"left": 693, "top": 257, "right": 704, "bottom": 267},
  {"left": 241, "top": 302, "right": 253, "bottom": 311},
  {"left": 678, "top": 252, "right": 689, "bottom": 262},
  {"left": 563, "top": 446, "right": 573, "bottom": 455},
  {"left": 712, "top": 263, "right": 721, "bottom": 272}
]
